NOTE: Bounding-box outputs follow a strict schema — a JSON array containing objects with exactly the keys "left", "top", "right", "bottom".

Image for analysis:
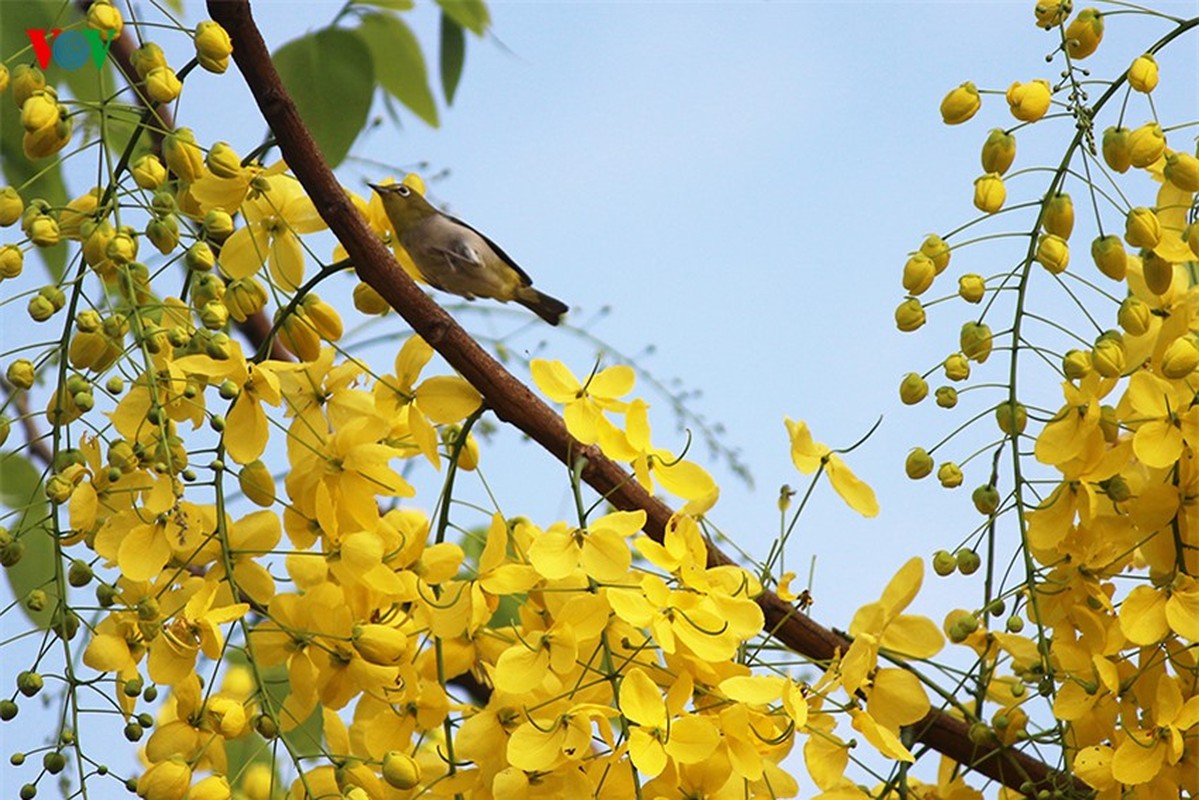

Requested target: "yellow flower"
[
  {"left": 1118, "top": 370, "right": 1199, "bottom": 469},
  {"left": 528, "top": 510, "right": 645, "bottom": 582},
  {"left": 147, "top": 581, "right": 249, "bottom": 685},
  {"left": 620, "top": 668, "right": 720, "bottom": 777},
  {"left": 625, "top": 399, "right": 718, "bottom": 501},
  {"left": 784, "top": 417, "right": 878, "bottom": 517},
  {"left": 220, "top": 172, "right": 326, "bottom": 290},
  {"left": 530, "top": 358, "right": 636, "bottom": 457},
  {"left": 1111, "top": 674, "right": 1199, "bottom": 784},
  {"left": 492, "top": 593, "right": 610, "bottom": 693}
]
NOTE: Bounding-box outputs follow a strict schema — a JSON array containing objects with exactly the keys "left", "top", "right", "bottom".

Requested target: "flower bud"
[
  {"left": 905, "top": 448, "right": 934, "bottom": 479},
  {"left": 226, "top": 277, "right": 267, "bottom": 321},
  {"left": 205, "top": 142, "right": 243, "bottom": 178},
  {"left": 1034, "top": 1, "right": 1071, "bottom": 29},
  {"left": 28, "top": 216, "right": 61, "bottom": 247},
  {"left": 972, "top": 484, "right": 1000, "bottom": 515},
  {"left": 381, "top": 751, "right": 421, "bottom": 790},
  {"left": 958, "top": 273, "right": 985, "bottom": 303},
  {"left": 28, "top": 294, "right": 56, "bottom": 322},
  {"left": 1042, "top": 193, "right": 1073, "bottom": 238},
  {"left": 1142, "top": 251, "right": 1174, "bottom": 296},
  {"left": 1035, "top": 234, "right": 1069, "bottom": 274},
  {"left": 136, "top": 757, "right": 191, "bottom": 800},
  {"left": 185, "top": 241, "right": 216, "bottom": 273},
  {"left": 144, "top": 67, "right": 182, "bottom": 104},
  {"left": 960, "top": 321, "right": 993, "bottom": 363},
  {"left": 935, "top": 386, "right": 957, "bottom": 408},
  {"left": 1100, "top": 474, "right": 1130, "bottom": 502},
  {"left": 11, "top": 64, "right": 46, "bottom": 108},
  {"left": 995, "top": 401, "right": 1027, "bottom": 435},
  {"left": 1091, "top": 332, "right": 1125, "bottom": 378},
  {"left": 163, "top": 128, "right": 205, "bottom": 183},
  {"left": 131, "top": 155, "right": 167, "bottom": 190},
  {"left": 353, "top": 281, "right": 390, "bottom": 315},
  {"left": 1124, "top": 207, "right": 1161, "bottom": 249},
  {"left": 1101, "top": 126, "right": 1131, "bottom": 173},
  {"left": 1065, "top": 7, "right": 1103, "bottom": 60},
  {"left": 189, "top": 775, "right": 231, "bottom": 800},
  {"left": 937, "top": 462, "right": 963, "bottom": 488},
  {"left": 20, "top": 91, "right": 58, "bottom": 133},
  {"left": 278, "top": 311, "right": 321, "bottom": 361},
  {"left": 1090, "top": 234, "right": 1126, "bottom": 280},
  {"left": 301, "top": 295, "right": 343, "bottom": 341},
  {"left": 69, "top": 331, "right": 110, "bottom": 370},
  {"left": 933, "top": 550, "right": 957, "bottom": 575},
  {"left": 146, "top": 216, "right": 180, "bottom": 255},
  {"left": 1005, "top": 79, "right": 1051, "bottom": 122},
  {"left": 0, "top": 187, "right": 23, "bottom": 227},
  {"left": 86, "top": 0, "right": 123, "bottom": 37},
  {"left": 130, "top": 42, "right": 167, "bottom": 80},
  {"left": 1160, "top": 336, "right": 1199, "bottom": 379},
  {"left": 7, "top": 359, "right": 35, "bottom": 390},
  {"left": 192, "top": 274, "right": 226, "bottom": 307},
  {"left": 899, "top": 372, "right": 929, "bottom": 405},
  {"left": 194, "top": 21, "right": 234, "bottom": 74},
  {"left": 199, "top": 301, "right": 228, "bottom": 330},
  {"left": 1163, "top": 152, "right": 1199, "bottom": 192},
  {"left": 956, "top": 549, "right": 981, "bottom": 575},
  {"left": 980, "top": 128, "right": 1016, "bottom": 175},
  {"left": 353, "top": 624, "right": 409, "bottom": 666},
  {"left": 206, "top": 332, "right": 233, "bottom": 360},
  {"left": 1127, "top": 123, "right": 1165, "bottom": 168},
  {"left": 1117, "top": 296, "right": 1151, "bottom": 335},
  {"left": 920, "top": 234, "right": 951, "bottom": 274},
  {"left": 944, "top": 353, "right": 970, "bottom": 381},
  {"left": 895, "top": 298, "right": 926, "bottom": 332},
  {"left": 60, "top": 188, "right": 102, "bottom": 240},
  {"left": 973, "top": 173, "right": 1006, "bottom": 213},
  {"left": 901, "top": 253, "right": 935, "bottom": 295},
  {"left": 202, "top": 209, "right": 234, "bottom": 242},
  {"left": 940, "top": 82, "right": 980, "bottom": 125},
  {"left": 105, "top": 230, "right": 138, "bottom": 265},
  {"left": 1128, "top": 53, "right": 1158, "bottom": 93},
  {"left": 0, "top": 245, "right": 24, "bottom": 279}
]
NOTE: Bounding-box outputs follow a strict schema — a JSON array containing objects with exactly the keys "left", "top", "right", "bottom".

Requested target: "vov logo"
[{"left": 26, "top": 28, "right": 117, "bottom": 70}]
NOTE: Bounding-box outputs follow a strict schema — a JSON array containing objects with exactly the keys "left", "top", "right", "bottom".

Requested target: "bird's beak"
[{"left": 367, "top": 182, "right": 385, "bottom": 193}]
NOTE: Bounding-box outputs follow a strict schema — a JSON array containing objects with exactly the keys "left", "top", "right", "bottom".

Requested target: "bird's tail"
[{"left": 516, "top": 287, "right": 568, "bottom": 325}]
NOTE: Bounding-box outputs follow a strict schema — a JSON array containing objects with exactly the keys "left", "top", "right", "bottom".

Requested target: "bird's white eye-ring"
[{"left": 396, "top": 185, "right": 411, "bottom": 197}]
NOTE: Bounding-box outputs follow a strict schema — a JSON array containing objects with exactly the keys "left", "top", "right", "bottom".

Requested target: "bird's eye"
[{"left": 397, "top": 186, "right": 410, "bottom": 196}]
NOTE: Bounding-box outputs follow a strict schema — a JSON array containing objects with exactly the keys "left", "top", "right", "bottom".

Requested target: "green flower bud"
[
  {"left": 105, "top": 230, "right": 138, "bottom": 265},
  {"left": 1042, "top": 193, "right": 1074, "bottom": 238},
  {"left": 905, "top": 447, "right": 934, "bottom": 479},
  {"left": 960, "top": 321, "right": 993, "bottom": 363},
  {"left": 199, "top": 301, "right": 228, "bottom": 330},
  {"left": 935, "top": 386, "right": 957, "bottom": 408},
  {"left": 146, "top": 215, "right": 180, "bottom": 255},
  {"left": 944, "top": 353, "right": 970, "bottom": 381},
  {"left": 226, "top": 277, "right": 267, "bottom": 321},
  {"left": 1141, "top": 250, "right": 1174, "bottom": 296},
  {"left": 980, "top": 128, "right": 1016, "bottom": 175},
  {"left": 27, "top": 294, "right": 55, "bottom": 322},
  {"left": 1091, "top": 332, "right": 1126, "bottom": 378},
  {"left": 895, "top": 298, "right": 926, "bottom": 332},
  {"left": 11, "top": 64, "right": 47, "bottom": 108},
  {"left": 995, "top": 401, "right": 1027, "bottom": 435},
  {"left": 1101, "top": 126, "right": 1131, "bottom": 173},
  {"left": 130, "top": 42, "right": 167, "bottom": 80},
  {"left": 1035, "top": 233, "right": 1069, "bottom": 274},
  {"left": 899, "top": 372, "right": 929, "bottom": 405},
  {"left": 202, "top": 209, "right": 234, "bottom": 242},
  {"left": 932, "top": 550, "right": 957, "bottom": 576},
  {"left": 205, "top": 141, "right": 242, "bottom": 178},
  {"left": 955, "top": 548, "right": 981, "bottom": 575},
  {"left": 972, "top": 484, "right": 1000, "bottom": 515}
]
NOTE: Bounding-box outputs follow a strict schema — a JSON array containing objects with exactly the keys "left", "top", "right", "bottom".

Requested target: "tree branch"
[{"left": 206, "top": 1, "right": 1084, "bottom": 794}]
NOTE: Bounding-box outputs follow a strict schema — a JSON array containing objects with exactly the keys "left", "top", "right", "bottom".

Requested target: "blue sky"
[{"left": 3, "top": 0, "right": 1197, "bottom": 790}]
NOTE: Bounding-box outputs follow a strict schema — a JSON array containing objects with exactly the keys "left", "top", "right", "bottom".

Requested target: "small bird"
[{"left": 370, "top": 182, "right": 568, "bottom": 325}]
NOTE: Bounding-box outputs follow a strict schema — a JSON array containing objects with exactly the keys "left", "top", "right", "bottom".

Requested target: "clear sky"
[{"left": 2, "top": 0, "right": 1197, "bottom": 791}]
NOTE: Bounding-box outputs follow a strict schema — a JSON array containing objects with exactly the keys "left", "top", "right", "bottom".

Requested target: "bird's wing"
[{"left": 444, "top": 213, "right": 535, "bottom": 286}]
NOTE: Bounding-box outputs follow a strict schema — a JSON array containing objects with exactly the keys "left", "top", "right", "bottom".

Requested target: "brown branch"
[{"left": 207, "top": 1, "right": 1085, "bottom": 795}]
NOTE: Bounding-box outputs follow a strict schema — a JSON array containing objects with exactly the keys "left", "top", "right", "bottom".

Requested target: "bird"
[{"left": 370, "top": 182, "right": 568, "bottom": 325}]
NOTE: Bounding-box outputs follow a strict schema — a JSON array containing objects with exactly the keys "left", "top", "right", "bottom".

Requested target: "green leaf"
[
  {"left": 351, "top": 0, "right": 416, "bottom": 9},
  {"left": 435, "top": 0, "right": 491, "bottom": 36},
  {"left": 357, "top": 13, "right": 439, "bottom": 128},
  {"left": 0, "top": 452, "right": 57, "bottom": 630},
  {"left": 439, "top": 13, "right": 466, "bottom": 105},
  {"left": 272, "top": 28, "right": 375, "bottom": 168}
]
